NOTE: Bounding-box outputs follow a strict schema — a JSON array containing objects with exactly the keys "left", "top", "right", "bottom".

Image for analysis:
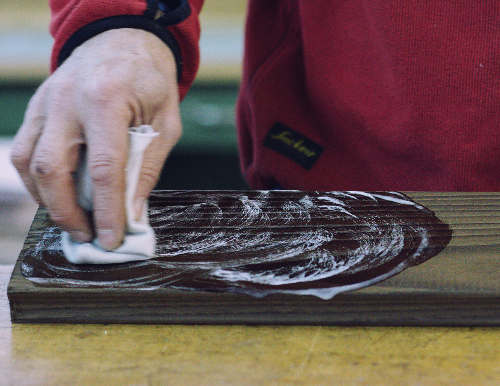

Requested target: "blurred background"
[{"left": 0, "top": 1, "right": 247, "bottom": 264}]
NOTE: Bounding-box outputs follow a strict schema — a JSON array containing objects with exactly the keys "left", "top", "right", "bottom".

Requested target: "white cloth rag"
[{"left": 62, "top": 125, "right": 158, "bottom": 264}]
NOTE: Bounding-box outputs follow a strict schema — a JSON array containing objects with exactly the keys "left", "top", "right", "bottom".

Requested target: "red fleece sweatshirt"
[{"left": 49, "top": 0, "right": 499, "bottom": 191}]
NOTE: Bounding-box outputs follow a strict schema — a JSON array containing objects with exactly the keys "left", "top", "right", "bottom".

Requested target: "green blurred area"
[{"left": 0, "top": 86, "right": 32, "bottom": 137}]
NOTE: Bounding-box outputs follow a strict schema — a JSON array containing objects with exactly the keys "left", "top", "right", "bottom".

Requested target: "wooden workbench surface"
[
  {"left": 1, "top": 265, "right": 498, "bottom": 384},
  {"left": 9, "top": 191, "right": 500, "bottom": 325}
]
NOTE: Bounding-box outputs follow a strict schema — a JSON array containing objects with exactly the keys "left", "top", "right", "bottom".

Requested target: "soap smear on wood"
[{"left": 21, "top": 190, "right": 452, "bottom": 299}]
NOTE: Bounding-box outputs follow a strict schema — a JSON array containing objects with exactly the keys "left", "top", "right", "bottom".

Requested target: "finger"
[
  {"left": 10, "top": 84, "right": 48, "bottom": 204},
  {"left": 133, "top": 106, "right": 182, "bottom": 220},
  {"left": 30, "top": 115, "right": 92, "bottom": 243},
  {"left": 85, "top": 107, "right": 131, "bottom": 250}
]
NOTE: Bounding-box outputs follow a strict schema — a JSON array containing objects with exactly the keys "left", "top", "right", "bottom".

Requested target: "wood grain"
[{"left": 8, "top": 191, "right": 500, "bottom": 325}]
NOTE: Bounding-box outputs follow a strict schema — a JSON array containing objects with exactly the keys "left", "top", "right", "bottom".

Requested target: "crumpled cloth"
[{"left": 62, "top": 125, "right": 158, "bottom": 264}]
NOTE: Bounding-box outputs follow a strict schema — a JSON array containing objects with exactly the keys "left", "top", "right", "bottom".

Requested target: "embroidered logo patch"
[{"left": 263, "top": 123, "right": 323, "bottom": 170}]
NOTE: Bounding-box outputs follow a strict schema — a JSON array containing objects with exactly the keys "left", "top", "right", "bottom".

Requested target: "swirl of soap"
[{"left": 21, "top": 191, "right": 452, "bottom": 299}]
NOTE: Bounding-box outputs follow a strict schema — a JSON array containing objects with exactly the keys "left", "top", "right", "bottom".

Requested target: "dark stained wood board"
[{"left": 8, "top": 191, "right": 500, "bottom": 326}]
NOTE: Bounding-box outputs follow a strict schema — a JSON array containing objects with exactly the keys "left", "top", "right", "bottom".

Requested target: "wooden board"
[{"left": 8, "top": 191, "right": 500, "bottom": 325}]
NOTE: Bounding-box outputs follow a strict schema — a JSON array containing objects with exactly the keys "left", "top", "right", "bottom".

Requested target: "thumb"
[{"left": 134, "top": 108, "right": 182, "bottom": 220}]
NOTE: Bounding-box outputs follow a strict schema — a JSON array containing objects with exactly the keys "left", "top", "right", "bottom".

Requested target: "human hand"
[{"left": 10, "top": 28, "right": 182, "bottom": 250}]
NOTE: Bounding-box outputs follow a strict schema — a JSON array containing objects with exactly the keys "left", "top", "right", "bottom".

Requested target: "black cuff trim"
[
  {"left": 57, "top": 15, "right": 184, "bottom": 82},
  {"left": 145, "top": 0, "right": 191, "bottom": 25}
]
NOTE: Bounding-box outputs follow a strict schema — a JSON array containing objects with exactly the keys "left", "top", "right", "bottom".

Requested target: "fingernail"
[
  {"left": 98, "top": 229, "right": 120, "bottom": 250},
  {"left": 70, "top": 231, "right": 92, "bottom": 243}
]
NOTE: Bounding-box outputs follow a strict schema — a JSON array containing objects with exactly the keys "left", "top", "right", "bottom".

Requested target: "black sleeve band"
[{"left": 57, "top": 2, "right": 191, "bottom": 82}]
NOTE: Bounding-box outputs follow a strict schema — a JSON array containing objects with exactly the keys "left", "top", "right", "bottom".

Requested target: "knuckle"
[
  {"left": 23, "top": 92, "right": 47, "bottom": 126},
  {"left": 25, "top": 94, "right": 41, "bottom": 114},
  {"left": 82, "top": 77, "right": 123, "bottom": 104},
  {"left": 88, "top": 154, "right": 121, "bottom": 185},
  {"left": 23, "top": 112, "right": 45, "bottom": 129},
  {"left": 30, "top": 153, "right": 58, "bottom": 180},
  {"left": 10, "top": 144, "right": 31, "bottom": 172}
]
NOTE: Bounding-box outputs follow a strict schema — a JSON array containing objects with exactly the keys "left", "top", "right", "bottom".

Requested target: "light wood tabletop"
[{"left": 1, "top": 264, "right": 499, "bottom": 385}]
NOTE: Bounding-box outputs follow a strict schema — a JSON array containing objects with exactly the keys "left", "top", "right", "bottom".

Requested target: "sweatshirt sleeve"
[{"left": 49, "top": 0, "right": 204, "bottom": 99}]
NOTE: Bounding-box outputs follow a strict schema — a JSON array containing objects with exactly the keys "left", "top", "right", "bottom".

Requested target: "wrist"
[{"left": 58, "top": 15, "right": 183, "bottom": 82}]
